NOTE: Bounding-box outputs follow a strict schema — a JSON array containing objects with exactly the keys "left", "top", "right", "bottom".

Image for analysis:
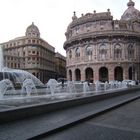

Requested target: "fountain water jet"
[
  {"left": 83, "top": 82, "right": 90, "bottom": 94},
  {"left": 46, "top": 79, "right": 58, "bottom": 96},
  {"left": 66, "top": 81, "right": 77, "bottom": 94},
  {"left": 0, "top": 79, "right": 15, "bottom": 99},
  {"left": 22, "top": 79, "right": 37, "bottom": 96},
  {"left": 0, "top": 45, "right": 44, "bottom": 99}
]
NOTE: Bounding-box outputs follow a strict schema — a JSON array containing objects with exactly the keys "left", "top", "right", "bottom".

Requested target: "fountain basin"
[{"left": 0, "top": 87, "right": 139, "bottom": 123}]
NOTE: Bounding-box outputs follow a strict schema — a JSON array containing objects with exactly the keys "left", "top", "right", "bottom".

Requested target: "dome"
[
  {"left": 25, "top": 22, "right": 40, "bottom": 38},
  {"left": 121, "top": 0, "right": 140, "bottom": 21}
]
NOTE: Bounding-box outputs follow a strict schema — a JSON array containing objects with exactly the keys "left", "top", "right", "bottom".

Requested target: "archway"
[
  {"left": 69, "top": 70, "right": 72, "bottom": 81},
  {"left": 99, "top": 67, "right": 108, "bottom": 82},
  {"left": 85, "top": 67, "right": 93, "bottom": 83},
  {"left": 114, "top": 66, "right": 123, "bottom": 81},
  {"left": 75, "top": 69, "right": 81, "bottom": 81}
]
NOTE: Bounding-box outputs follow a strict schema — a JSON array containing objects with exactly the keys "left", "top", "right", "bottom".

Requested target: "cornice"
[{"left": 64, "top": 30, "right": 140, "bottom": 50}]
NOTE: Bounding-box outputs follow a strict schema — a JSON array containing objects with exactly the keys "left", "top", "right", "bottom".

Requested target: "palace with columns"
[{"left": 64, "top": 0, "right": 140, "bottom": 82}]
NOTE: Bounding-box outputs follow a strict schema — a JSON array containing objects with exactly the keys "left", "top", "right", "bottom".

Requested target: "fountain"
[
  {"left": 104, "top": 81, "right": 108, "bottom": 91},
  {"left": 22, "top": 79, "right": 37, "bottom": 96},
  {"left": 66, "top": 81, "right": 77, "bottom": 94},
  {"left": 46, "top": 79, "right": 58, "bottom": 96},
  {"left": 44, "top": 78, "right": 131, "bottom": 99},
  {"left": 93, "top": 80, "right": 130, "bottom": 93},
  {"left": 0, "top": 44, "right": 138, "bottom": 127},
  {"left": 95, "top": 81, "right": 100, "bottom": 92},
  {"left": 0, "top": 45, "right": 44, "bottom": 99},
  {"left": 0, "top": 79, "right": 15, "bottom": 98},
  {"left": 83, "top": 82, "right": 90, "bottom": 93},
  {"left": 0, "top": 68, "right": 44, "bottom": 98},
  {"left": 0, "top": 44, "right": 132, "bottom": 104}
]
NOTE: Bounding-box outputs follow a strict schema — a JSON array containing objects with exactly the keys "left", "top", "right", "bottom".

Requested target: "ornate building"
[
  {"left": 64, "top": 0, "right": 140, "bottom": 82},
  {"left": 1, "top": 22, "right": 66, "bottom": 83},
  {"left": 55, "top": 52, "right": 66, "bottom": 79}
]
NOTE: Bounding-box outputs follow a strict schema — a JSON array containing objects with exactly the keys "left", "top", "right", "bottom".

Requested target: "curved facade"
[{"left": 64, "top": 0, "right": 140, "bottom": 82}]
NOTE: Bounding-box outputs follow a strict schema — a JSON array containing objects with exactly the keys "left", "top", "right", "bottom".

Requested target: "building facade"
[
  {"left": 55, "top": 52, "right": 66, "bottom": 79},
  {"left": 1, "top": 22, "right": 66, "bottom": 83},
  {"left": 64, "top": 0, "right": 140, "bottom": 82}
]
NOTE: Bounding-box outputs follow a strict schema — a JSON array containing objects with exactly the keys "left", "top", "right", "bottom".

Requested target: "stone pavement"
[
  {"left": 42, "top": 98, "right": 140, "bottom": 140},
  {"left": 0, "top": 90, "right": 140, "bottom": 140}
]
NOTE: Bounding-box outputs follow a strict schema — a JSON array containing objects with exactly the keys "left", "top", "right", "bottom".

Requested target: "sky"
[{"left": 0, "top": 0, "right": 140, "bottom": 56}]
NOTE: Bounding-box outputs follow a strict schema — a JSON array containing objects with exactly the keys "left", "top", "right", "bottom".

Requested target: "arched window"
[
  {"left": 114, "top": 44, "right": 122, "bottom": 59},
  {"left": 85, "top": 44, "right": 92, "bottom": 56},
  {"left": 75, "top": 47, "right": 80, "bottom": 57},
  {"left": 99, "top": 44, "right": 107, "bottom": 60},
  {"left": 128, "top": 44, "right": 134, "bottom": 60}
]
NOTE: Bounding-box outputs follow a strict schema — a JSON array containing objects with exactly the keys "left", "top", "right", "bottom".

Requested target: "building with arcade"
[{"left": 64, "top": 0, "right": 140, "bottom": 82}]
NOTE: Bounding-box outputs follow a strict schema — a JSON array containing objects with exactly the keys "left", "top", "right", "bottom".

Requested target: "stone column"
[
  {"left": 81, "top": 68, "right": 85, "bottom": 81},
  {"left": 80, "top": 43, "right": 84, "bottom": 61},
  {"left": 123, "top": 64, "right": 128, "bottom": 80},
  {"left": 72, "top": 68, "right": 76, "bottom": 81},
  {"left": 66, "top": 69, "right": 69, "bottom": 80},
  {"left": 94, "top": 65, "right": 99, "bottom": 82},
  {"left": 110, "top": 42, "right": 113, "bottom": 61},
  {"left": 108, "top": 65, "right": 114, "bottom": 81}
]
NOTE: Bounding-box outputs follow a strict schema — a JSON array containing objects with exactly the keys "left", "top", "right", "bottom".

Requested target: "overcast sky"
[{"left": 0, "top": 0, "right": 139, "bottom": 56}]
